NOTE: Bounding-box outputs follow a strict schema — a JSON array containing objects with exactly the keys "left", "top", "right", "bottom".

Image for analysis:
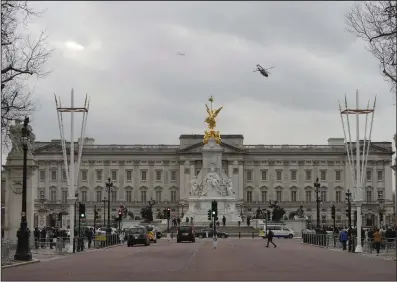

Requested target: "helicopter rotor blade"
[{"left": 265, "top": 66, "right": 275, "bottom": 70}]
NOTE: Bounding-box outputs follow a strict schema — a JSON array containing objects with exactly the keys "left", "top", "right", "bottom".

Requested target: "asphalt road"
[{"left": 2, "top": 239, "right": 396, "bottom": 281}]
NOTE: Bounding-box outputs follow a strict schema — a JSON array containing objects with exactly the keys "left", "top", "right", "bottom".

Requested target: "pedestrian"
[
  {"left": 339, "top": 228, "right": 348, "bottom": 250},
  {"left": 222, "top": 216, "right": 226, "bottom": 227},
  {"left": 373, "top": 228, "right": 382, "bottom": 256},
  {"left": 266, "top": 228, "right": 276, "bottom": 248},
  {"left": 177, "top": 217, "right": 181, "bottom": 226},
  {"left": 34, "top": 227, "right": 40, "bottom": 249}
]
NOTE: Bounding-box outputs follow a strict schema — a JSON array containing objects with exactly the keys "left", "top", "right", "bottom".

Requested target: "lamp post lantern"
[
  {"left": 314, "top": 178, "right": 321, "bottom": 228},
  {"left": 14, "top": 117, "right": 32, "bottom": 261},
  {"left": 105, "top": 178, "right": 113, "bottom": 234}
]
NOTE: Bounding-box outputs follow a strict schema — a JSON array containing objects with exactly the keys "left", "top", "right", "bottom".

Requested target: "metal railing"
[
  {"left": 302, "top": 233, "right": 397, "bottom": 257},
  {"left": 1, "top": 239, "right": 16, "bottom": 266}
]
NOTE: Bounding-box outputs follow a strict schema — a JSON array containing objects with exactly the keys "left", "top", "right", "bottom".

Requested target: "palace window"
[
  {"left": 171, "top": 171, "right": 177, "bottom": 181},
  {"left": 51, "top": 170, "right": 57, "bottom": 181},
  {"left": 366, "top": 190, "right": 372, "bottom": 203},
  {"left": 366, "top": 170, "right": 372, "bottom": 181},
  {"left": 335, "top": 191, "right": 341, "bottom": 203},
  {"left": 291, "top": 191, "right": 297, "bottom": 203},
  {"left": 276, "top": 171, "right": 282, "bottom": 181},
  {"left": 276, "top": 191, "right": 282, "bottom": 202},
  {"left": 156, "top": 191, "right": 162, "bottom": 203},
  {"left": 320, "top": 191, "right": 327, "bottom": 202},
  {"left": 305, "top": 170, "right": 312, "bottom": 181},
  {"left": 126, "top": 170, "right": 132, "bottom": 181},
  {"left": 62, "top": 191, "right": 68, "bottom": 203},
  {"left": 111, "top": 191, "right": 117, "bottom": 202},
  {"left": 320, "top": 170, "right": 326, "bottom": 181},
  {"left": 126, "top": 191, "right": 132, "bottom": 203},
  {"left": 261, "top": 170, "right": 267, "bottom": 181},
  {"left": 141, "top": 191, "right": 147, "bottom": 203},
  {"left": 246, "top": 191, "right": 252, "bottom": 203},
  {"left": 377, "top": 190, "right": 384, "bottom": 200},
  {"left": 39, "top": 170, "right": 46, "bottom": 182},
  {"left": 50, "top": 190, "right": 56, "bottom": 202},
  {"left": 96, "top": 191, "right": 102, "bottom": 203},
  {"left": 111, "top": 170, "right": 118, "bottom": 181},
  {"left": 141, "top": 171, "right": 147, "bottom": 181},
  {"left": 261, "top": 191, "right": 267, "bottom": 203},
  {"left": 81, "top": 170, "right": 87, "bottom": 181},
  {"left": 305, "top": 191, "right": 312, "bottom": 203},
  {"left": 377, "top": 170, "right": 383, "bottom": 181},
  {"left": 96, "top": 170, "right": 103, "bottom": 181},
  {"left": 39, "top": 190, "right": 45, "bottom": 200},
  {"left": 156, "top": 171, "right": 162, "bottom": 181},
  {"left": 291, "top": 170, "right": 297, "bottom": 181},
  {"left": 81, "top": 191, "right": 87, "bottom": 202},
  {"left": 62, "top": 170, "right": 67, "bottom": 181},
  {"left": 246, "top": 171, "right": 252, "bottom": 181},
  {"left": 171, "top": 191, "right": 177, "bottom": 203},
  {"left": 335, "top": 171, "right": 341, "bottom": 181}
]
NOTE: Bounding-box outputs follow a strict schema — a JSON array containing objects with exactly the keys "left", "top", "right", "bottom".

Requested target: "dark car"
[
  {"left": 177, "top": 226, "right": 195, "bottom": 243},
  {"left": 195, "top": 228, "right": 228, "bottom": 239},
  {"left": 127, "top": 227, "right": 150, "bottom": 247}
]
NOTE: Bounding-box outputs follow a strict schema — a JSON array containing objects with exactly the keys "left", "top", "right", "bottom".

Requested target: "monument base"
[{"left": 184, "top": 197, "right": 240, "bottom": 224}]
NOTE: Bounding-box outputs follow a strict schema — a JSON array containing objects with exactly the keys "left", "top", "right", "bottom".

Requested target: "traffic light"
[
  {"left": 79, "top": 203, "right": 86, "bottom": 218},
  {"left": 166, "top": 208, "right": 171, "bottom": 219},
  {"left": 208, "top": 209, "right": 212, "bottom": 220},
  {"left": 211, "top": 200, "right": 218, "bottom": 217},
  {"left": 94, "top": 209, "right": 99, "bottom": 220},
  {"left": 331, "top": 205, "right": 336, "bottom": 219},
  {"left": 57, "top": 213, "right": 62, "bottom": 221},
  {"left": 118, "top": 209, "right": 123, "bottom": 220},
  {"left": 345, "top": 207, "right": 350, "bottom": 217}
]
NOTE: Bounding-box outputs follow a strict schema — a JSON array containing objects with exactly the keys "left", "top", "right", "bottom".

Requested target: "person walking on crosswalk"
[{"left": 266, "top": 228, "right": 277, "bottom": 248}]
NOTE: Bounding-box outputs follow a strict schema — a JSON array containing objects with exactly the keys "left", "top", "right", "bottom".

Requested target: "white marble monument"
[{"left": 185, "top": 138, "right": 240, "bottom": 223}]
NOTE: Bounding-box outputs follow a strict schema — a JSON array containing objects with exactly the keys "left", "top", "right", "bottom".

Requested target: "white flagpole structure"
[
  {"left": 339, "top": 89, "right": 376, "bottom": 253},
  {"left": 55, "top": 89, "right": 89, "bottom": 253}
]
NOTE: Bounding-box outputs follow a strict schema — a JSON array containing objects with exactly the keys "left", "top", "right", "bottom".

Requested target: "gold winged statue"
[{"left": 203, "top": 96, "right": 223, "bottom": 144}]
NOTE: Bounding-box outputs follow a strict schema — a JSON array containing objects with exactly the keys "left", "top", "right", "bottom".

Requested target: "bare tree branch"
[
  {"left": 345, "top": 1, "right": 397, "bottom": 93},
  {"left": 1, "top": 0, "right": 53, "bottom": 151}
]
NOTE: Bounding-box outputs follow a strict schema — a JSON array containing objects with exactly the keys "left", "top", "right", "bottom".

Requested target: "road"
[{"left": 2, "top": 239, "right": 396, "bottom": 281}]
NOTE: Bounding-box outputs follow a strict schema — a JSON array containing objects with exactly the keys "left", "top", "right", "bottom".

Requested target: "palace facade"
[{"left": 28, "top": 135, "right": 394, "bottom": 228}]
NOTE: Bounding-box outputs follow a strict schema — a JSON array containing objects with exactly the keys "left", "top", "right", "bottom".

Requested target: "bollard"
[
  {"left": 73, "top": 237, "right": 76, "bottom": 253},
  {"left": 238, "top": 232, "right": 241, "bottom": 239}
]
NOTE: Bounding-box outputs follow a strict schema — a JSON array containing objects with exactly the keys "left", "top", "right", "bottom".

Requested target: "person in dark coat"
[
  {"left": 34, "top": 227, "right": 40, "bottom": 249},
  {"left": 266, "top": 228, "right": 277, "bottom": 248},
  {"left": 40, "top": 228, "right": 47, "bottom": 248}
]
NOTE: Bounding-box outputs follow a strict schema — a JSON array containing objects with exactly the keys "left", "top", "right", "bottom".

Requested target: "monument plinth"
[{"left": 185, "top": 97, "right": 239, "bottom": 223}]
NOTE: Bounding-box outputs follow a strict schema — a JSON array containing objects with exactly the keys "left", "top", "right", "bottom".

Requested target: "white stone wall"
[{"left": 24, "top": 137, "right": 394, "bottom": 227}]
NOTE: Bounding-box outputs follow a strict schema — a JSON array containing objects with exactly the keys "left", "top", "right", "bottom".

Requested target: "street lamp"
[
  {"left": 314, "top": 177, "right": 321, "bottom": 228},
  {"left": 14, "top": 117, "right": 32, "bottom": 261},
  {"left": 102, "top": 197, "right": 108, "bottom": 227},
  {"left": 105, "top": 178, "right": 113, "bottom": 234}
]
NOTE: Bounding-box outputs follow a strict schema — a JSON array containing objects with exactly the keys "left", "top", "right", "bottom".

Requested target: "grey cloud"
[{"left": 18, "top": 1, "right": 393, "bottom": 149}]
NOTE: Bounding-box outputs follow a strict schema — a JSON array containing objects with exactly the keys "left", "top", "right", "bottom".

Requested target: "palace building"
[{"left": 28, "top": 135, "right": 394, "bottom": 228}]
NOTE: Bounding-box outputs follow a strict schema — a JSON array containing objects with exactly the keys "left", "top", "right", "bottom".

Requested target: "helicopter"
[{"left": 253, "top": 64, "right": 275, "bottom": 77}]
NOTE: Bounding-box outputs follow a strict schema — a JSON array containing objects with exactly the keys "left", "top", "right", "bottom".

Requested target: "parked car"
[
  {"left": 177, "top": 226, "right": 195, "bottom": 243},
  {"left": 262, "top": 224, "right": 294, "bottom": 239},
  {"left": 127, "top": 226, "right": 150, "bottom": 247},
  {"left": 195, "top": 228, "right": 228, "bottom": 239}
]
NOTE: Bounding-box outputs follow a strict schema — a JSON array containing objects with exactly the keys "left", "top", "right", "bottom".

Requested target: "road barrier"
[
  {"left": 302, "top": 233, "right": 397, "bottom": 257},
  {"left": 1, "top": 239, "right": 15, "bottom": 266}
]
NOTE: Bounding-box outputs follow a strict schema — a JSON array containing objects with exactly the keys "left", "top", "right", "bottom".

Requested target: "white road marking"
[{"left": 182, "top": 242, "right": 203, "bottom": 272}]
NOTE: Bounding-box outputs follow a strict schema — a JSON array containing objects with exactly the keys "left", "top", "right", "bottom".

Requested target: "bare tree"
[
  {"left": 345, "top": 1, "right": 397, "bottom": 92},
  {"left": 1, "top": 1, "right": 53, "bottom": 148}
]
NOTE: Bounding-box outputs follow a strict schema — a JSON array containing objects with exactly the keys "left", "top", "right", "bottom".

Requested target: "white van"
[{"left": 261, "top": 224, "right": 294, "bottom": 239}]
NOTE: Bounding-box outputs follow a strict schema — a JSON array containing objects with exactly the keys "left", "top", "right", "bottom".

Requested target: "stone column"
[
  {"left": 119, "top": 161, "right": 125, "bottom": 201},
  {"left": 148, "top": 161, "right": 154, "bottom": 199},
  {"left": 3, "top": 151, "right": 37, "bottom": 241},
  {"left": 133, "top": 161, "right": 140, "bottom": 200}
]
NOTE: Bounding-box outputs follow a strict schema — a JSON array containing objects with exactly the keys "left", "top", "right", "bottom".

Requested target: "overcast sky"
[{"left": 18, "top": 1, "right": 395, "bottom": 148}]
